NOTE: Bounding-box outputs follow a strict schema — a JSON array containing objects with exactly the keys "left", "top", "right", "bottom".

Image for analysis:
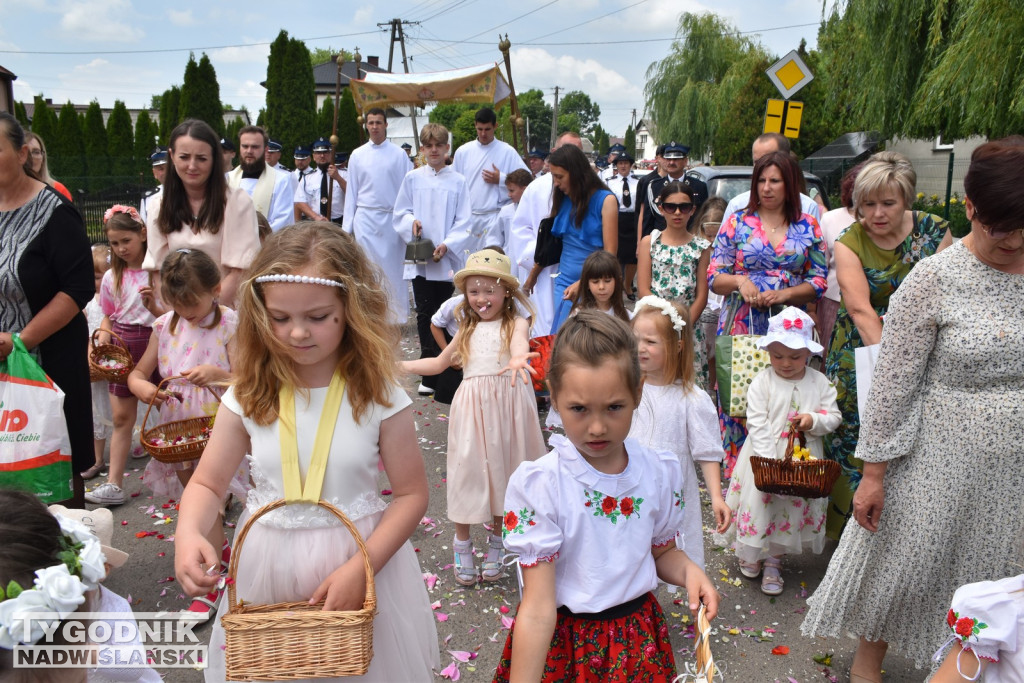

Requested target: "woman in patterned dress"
[
  {"left": 801, "top": 137, "right": 1024, "bottom": 682},
  {"left": 707, "top": 152, "right": 828, "bottom": 476},
  {"left": 823, "top": 152, "right": 951, "bottom": 539},
  {"left": 637, "top": 181, "right": 712, "bottom": 388}
]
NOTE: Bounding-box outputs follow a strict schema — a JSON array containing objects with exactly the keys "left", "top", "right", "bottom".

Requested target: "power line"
[
  {"left": 0, "top": 30, "right": 383, "bottom": 56},
  {"left": 525, "top": 0, "right": 651, "bottom": 43},
  {"left": 419, "top": 0, "right": 479, "bottom": 24}
]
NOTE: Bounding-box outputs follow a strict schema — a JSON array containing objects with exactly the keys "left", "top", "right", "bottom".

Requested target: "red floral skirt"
[{"left": 493, "top": 591, "right": 676, "bottom": 682}]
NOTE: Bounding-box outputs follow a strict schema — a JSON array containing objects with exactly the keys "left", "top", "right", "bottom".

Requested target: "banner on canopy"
[{"left": 350, "top": 63, "right": 512, "bottom": 111}]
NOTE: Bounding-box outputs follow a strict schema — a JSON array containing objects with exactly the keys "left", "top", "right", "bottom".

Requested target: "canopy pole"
[{"left": 498, "top": 34, "right": 526, "bottom": 156}]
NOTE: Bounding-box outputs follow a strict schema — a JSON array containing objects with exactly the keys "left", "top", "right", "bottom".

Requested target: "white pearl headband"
[{"left": 254, "top": 274, "right": 346, "bottom": 289}]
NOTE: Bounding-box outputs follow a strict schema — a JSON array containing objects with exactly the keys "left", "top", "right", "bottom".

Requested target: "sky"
[{"left": 1, "top": 0, "right": 830, "bottom": 138}]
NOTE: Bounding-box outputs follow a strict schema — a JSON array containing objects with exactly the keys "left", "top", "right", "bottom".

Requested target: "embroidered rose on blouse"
[
  {"left": 946, "top": 609, "right": 988, "bottom": 643},
  {"left": 502, "top": 508, "right": 536, "bottom": 538},
  {"left": 584, "top": 489, "right": 643, "bottom": 523}
]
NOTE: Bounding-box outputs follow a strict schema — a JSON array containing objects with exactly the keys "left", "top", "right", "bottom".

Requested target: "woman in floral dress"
[
  {"left": 637, "top": 181, "right": 712, "bottom": 387},
  {"left": 823, "top": 152, "right": 951, "bottom": 540},
  {"left": 707, "top": 152, "right": 828, "bottom": 476}
]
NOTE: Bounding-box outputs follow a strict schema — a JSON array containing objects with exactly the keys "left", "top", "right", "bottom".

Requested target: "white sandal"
[
  {"left": 453, "top": 541, "right": 478, "bottom": 586},
  {"left": 481, "top": 535, "right": 505, "bottom": 582},
  {"left": 738, "top": 559, "right": 762, "bottom": 579},
  {"left": 761, "top": 557, "right": 784, "bottom": 596}
]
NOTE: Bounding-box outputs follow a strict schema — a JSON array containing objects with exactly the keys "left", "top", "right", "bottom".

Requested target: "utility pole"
[
  {"left": 378, "top": 18, "right": 421, "bottom": 153},
  {"left": 549, "top": 86, "right": 560, "bottom": 150},
  {"left": 631, "top": 108, "right": 637, "bottom": 131}
]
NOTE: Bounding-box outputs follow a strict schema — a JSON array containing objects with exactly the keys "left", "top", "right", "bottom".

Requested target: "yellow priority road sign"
[
  {"left": 763, "top": 99, "right": 803, "bottom": 139},
  {"left": 766, "top": 50, "right": 814, "bottom": 100}
]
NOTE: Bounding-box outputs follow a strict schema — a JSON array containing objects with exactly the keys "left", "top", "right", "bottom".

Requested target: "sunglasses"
[
  {"left": 981, "top": 224, "right": 1024, "bottom": 239},
  {"left": 660, "top": 201, "right": 694, "bottom": 213}
]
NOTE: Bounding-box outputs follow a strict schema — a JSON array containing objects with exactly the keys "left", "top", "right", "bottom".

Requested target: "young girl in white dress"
[
  {"left": 495, "top": 311, "right": 719, "bottom": 682},
  {"left": 714, "top": 306, "right": 841, "bottom": 596},
  {"left": 932, "top": 573, "right": 1024, "bottom": 682},
  {"left": 628, "top": 296, "right": 730, "bottom": 571},
  {"left": 175, "top": 224, "right": 439, "bottom": 682},
  {"left": 402, "top": 249, "right": 545, "bottom": 586}
]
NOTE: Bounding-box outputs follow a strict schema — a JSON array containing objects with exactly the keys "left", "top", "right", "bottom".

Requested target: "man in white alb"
[
  {"left": 343, "top": 108, "right": 414, "bottom": 323},
  {"left": 226, "top": 125, "right": 297, "bottom": 232},
  {"left": 510, "top": 132, "right": 584, "bottom": 335},
  {"left": 452, "top": 107, "right": 529, "bottom": 259}
]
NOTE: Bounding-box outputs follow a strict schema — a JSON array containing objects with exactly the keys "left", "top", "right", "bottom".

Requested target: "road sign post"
[{"left": 763, "top": 50, "right": 813, "bottom": 139}]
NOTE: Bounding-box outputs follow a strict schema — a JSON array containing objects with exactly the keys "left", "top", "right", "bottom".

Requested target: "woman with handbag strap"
[
  {"left": 545, "top": 144, "right": 619, "bottom": 333},
  {"left": 707, "top": 151, "right": 828, "bottom": 477}
]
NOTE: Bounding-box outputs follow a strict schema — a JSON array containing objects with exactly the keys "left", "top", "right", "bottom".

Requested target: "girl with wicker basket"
[
  {"left": 175, "top": 223, "right": 439, "bottom": 682},
  {"left": 494, "top": 311, "right": 719, "bottom": 682},
  {"left": 86, "top": 206, "right": 165, "bottom": 507},
  {"left": 127, "top": 248, "right": 242, "bottom": 621},
  {"left": 628, "top": 296, "right": 731, "bottom": 572},
  {"left": 402, "top": 249, "right": 545, "bottom": 587},
  {"left": 714, "top": 306, "right": 841, "bottom": 596}
]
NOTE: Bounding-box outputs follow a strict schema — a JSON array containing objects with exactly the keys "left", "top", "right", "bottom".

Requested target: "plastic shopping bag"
[
  {"left": 0, "top": 334, "right": 73, "bottom": 502},
  {"left": 855, "top": 343, "right": 881, "bottom": 417}
]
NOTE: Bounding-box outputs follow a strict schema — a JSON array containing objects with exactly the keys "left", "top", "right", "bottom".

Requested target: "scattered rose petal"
[
  {"left": 771, "top": 645, "right": 790, "bottom": 655},
  {"left": 423, "top": 573, "right": 438, "bottom": 590},
  {"left": 447, "top": 650, "right": 476, "bottom": 663},
  {"left": 500, "top": 615, "right": 514, "bottom": 630},
  {"left": 435, "top": 612, "right": 449, "bottom": 622},
  {"left": 499, "top": 605, "right": 510, "bottom": 614},
  {"left": 439, "top": 661, "right": 460, "bottom": 680},
  {"left": 380, "top": 489, "right": 392, "bottom": 496},
  {"left": 431, "top": 600, "right": 441, "bottom": 610}
]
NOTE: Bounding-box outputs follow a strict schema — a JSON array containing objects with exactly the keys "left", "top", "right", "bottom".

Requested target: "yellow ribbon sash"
[{"left": 279, "top": 371, "right": 346, "bottom": 503}]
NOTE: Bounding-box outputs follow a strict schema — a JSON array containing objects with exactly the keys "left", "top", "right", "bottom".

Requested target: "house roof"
[{"left": 312, "top": 57, "right": 389, "bottom": 90}]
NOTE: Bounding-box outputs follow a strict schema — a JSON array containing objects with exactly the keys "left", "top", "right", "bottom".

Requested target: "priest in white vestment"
[{"left": 226, "top": 126, "right": 297, "bottom": 232}]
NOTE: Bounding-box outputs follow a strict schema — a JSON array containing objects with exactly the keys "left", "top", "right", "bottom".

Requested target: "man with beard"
[
  {"left": 294, "top": 137, "right": 345, "bottom": 224},
  {"left": 226, "top": 125, "right": 297, "bottom": 232},
  {"left": 343, "top": 108, "right": 413, "bottom": 323}
]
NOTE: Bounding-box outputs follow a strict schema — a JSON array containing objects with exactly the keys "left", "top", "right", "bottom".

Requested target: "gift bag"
[
  {"left": 714, "top": 307, "right": 769, "bottom": 418},
  {"left": 0, "top": 335, "right": 73, "bottom": 502},
  {"left": 528, "top": 335, "right": 555, "bottom": 393},
  {"left": 855, "top": 343, "right": 881, "bottom": 417}
]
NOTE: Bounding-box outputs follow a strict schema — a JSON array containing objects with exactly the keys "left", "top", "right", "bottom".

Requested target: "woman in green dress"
[{"left": 824, "top": 151, "right": 951, "bottom": 539}]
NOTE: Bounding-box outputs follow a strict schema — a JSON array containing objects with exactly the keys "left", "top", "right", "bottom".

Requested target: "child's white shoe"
[
  {"left": 481, "top": 535, "right": 505, "bottom": 582},
  {"left": 760, "top": 557, "right": 784, "bottom": 595},
  {"left": 453, "top": 537, "right": 478, "bottom": 586}
]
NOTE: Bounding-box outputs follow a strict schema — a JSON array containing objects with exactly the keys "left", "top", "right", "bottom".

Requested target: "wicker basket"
[
  {"left": 221, "top": 499, "right": 376, "bottom": 680},
  {"left": 88, "top": 329, "right": 134, "bottom": 382},
  {"left": 751, "top": 428, "right": 840, "bottom": 499},
  {"left": 140, "top": 376, "right": 217, "bottom": 464}
]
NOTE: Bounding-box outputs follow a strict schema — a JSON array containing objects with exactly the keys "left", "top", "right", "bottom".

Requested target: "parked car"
[{"left": 684, "top": 165, "right": 830, "bottom": 211}]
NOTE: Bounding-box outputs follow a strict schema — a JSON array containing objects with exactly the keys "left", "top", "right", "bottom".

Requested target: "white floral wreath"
[
  {"left": 634, "top": 295, "right": 687, "bottom": 332},
  {"left": 0, "top": 515, "right": 106, "bottom": 649}
]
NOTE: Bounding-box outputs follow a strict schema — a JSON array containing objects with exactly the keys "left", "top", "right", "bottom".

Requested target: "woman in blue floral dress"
[
  {"left": 707, "top": 152, "right": 828, "bottom": 477},
  {"left": 823, "top": 152, "right": 951, "bottom": 539}
]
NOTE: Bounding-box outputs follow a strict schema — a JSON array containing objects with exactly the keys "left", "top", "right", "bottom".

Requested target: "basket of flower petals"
[
  {"left": 751, "top": 426, "right": 840, "bottom": 499},
  {"left": 88, "top": 329, "right": 134, "bottom": 382},
  {"left": 141, "top": 376, "right": 218, "bottom": 463}
]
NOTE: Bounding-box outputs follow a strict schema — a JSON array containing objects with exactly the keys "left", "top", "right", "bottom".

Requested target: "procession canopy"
[{"left": 350, "top": 63, "right": 512, "bottom": 111}]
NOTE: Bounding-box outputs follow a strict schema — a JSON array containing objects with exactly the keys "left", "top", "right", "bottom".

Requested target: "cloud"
[
  {"left": 511, "top": 47, "right": 643, "bottom": 121},
  {"left": 207, "top": 41, "right": 270, "bottom": 65},
  {"left": 167, "top": 9, "right": 198, "bottom": 27},
  {"left": 353, "top": 6, "right": 375, "bottom": 25},
  {"left": 59, "top": 0, "right": 143, "bottom": 43},
  {"left": 50, "top": 58, "right": 161, "bottom": 106}
]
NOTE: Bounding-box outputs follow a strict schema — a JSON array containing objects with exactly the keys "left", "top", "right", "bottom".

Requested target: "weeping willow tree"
[
  {"left": 644, "top": 13, "right": 768, "bottom": 159},
  {"left": 908, "top": 0, "right": 1024, "bottom": 138}
]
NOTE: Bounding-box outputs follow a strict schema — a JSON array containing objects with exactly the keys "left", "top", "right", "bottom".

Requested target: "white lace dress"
[
  {"left": 205, "top": 385, "right": 440, "bottom": 682},
  {"left": 801, "top": 241, "right": 1024, "bottom": 668},
  {"left": 627, "top": 382, "right": 724, "bottom": 570}
]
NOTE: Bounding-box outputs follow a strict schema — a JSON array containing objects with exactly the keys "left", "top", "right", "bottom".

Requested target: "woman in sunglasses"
[
  {"left": 24, "top": 132, "right": 73, "bottom": 201},
  {"left": 820, "top": 152, "right": 951, "bottom": 543},
  {"left": 637, "top": 181, "right": 712, "bottom": 388},
  {"left": 803, "top": 138, "right": 1024, "bottom": 683},
  {"left": 707, "top": 150, "right": 828, "bottom": 476}
]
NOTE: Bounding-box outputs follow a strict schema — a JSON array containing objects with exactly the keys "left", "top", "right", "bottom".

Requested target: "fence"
[{"left": 62, "top": 176, "right": 157, "bottom": 243}]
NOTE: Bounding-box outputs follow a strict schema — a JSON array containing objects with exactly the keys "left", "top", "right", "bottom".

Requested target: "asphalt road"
[{"left": 91, "top": 324, "right": 930, "bottom": 683}]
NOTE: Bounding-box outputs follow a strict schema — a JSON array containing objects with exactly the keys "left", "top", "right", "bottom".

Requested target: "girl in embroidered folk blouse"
[
  {"left": 494, "top": 311, "right": 718, "bottom": 683},
  {"left": 175, "top": 224, "right": 438, "bottom": 681}
]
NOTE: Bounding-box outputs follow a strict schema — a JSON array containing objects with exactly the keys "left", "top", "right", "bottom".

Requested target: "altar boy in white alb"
[
  {"left": 393, "top": 122, "right": 473, "bottom": 393},
  {"left": 343, "top": 107, "right": 414, "bottom": 323},
  {"left": 452, "top": 107, "right": 529, "bottom": 256}
]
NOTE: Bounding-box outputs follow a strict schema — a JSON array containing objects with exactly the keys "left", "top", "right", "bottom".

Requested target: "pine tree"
[
  {"left": 159, "top": 86, "right": 181, "bottom": 143},
  {"left": 336, "top": 88, "right": 361, "bottom": 153},
  {"left": 83, "top": 101, "right": 109, "bottom": 189},
  {"left": 317, "top": 98, "right": 334, "bottom": 141},
  {"left": 31, "top": 96, "right": 58, "bottom": 147},
  {"left": 14, "top": 101, "right": 29, "bottom": 128},
  {"left": 107, "top": 100, "right": 135, "bottom": 180},
  {"left": 193, "top": 54, "right": 225, "bottom": 135},
  {"left": 224, "top": 115, "right": 246, "bottom": 149},
  {"left": 623, "top": 126, "right": 636, "bottom": 156},
  {"left": 54, "top": 102, "right": 87, "bottom": 193},
  {"left": 264, "top": 33, "right": 316, "bottom": 157},
  {"left": 264, "top": 31, "right": 290, "bottom": 142},
  {"left": 134, "top": 110, "right": 157, "bottom": 180}
]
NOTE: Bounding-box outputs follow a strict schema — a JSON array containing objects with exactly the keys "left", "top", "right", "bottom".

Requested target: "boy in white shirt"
[{"left": 394, "top": 123, "right": 473, "bottom": 396}]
